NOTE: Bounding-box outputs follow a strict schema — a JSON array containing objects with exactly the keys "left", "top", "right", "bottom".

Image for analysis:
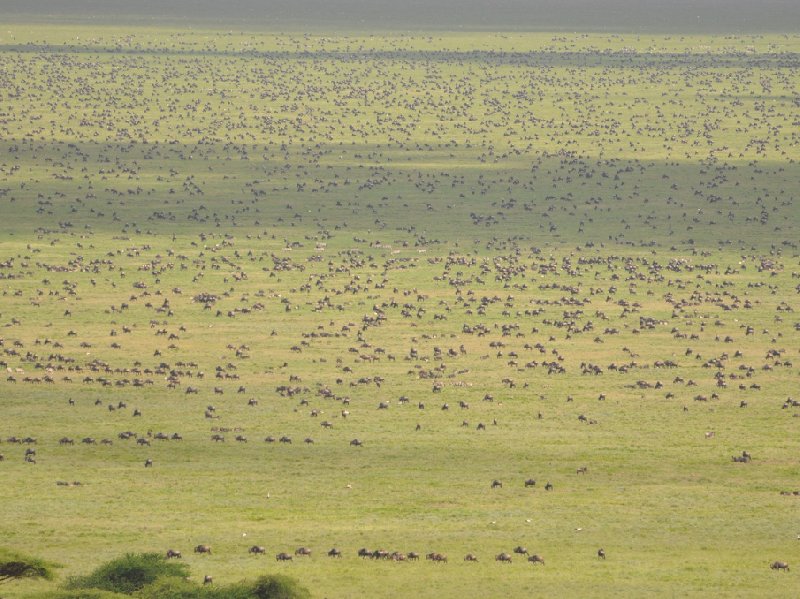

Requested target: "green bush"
[
  {"left": 0, "top": 547, "right": 59, "bottom": 584},
  {"left": 34, "top": 590, "right": 125, "bottom": 599},
  {"left": 250, "top": 575, "right": 312, "bottom": 599},
  {"left": 64, "top": 553, "right": 190, "bottom": 595}
]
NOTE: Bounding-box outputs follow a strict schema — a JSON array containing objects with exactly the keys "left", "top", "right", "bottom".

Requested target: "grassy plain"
[{"left": 0, "top": 24, "right": 798, "bottom": 598}]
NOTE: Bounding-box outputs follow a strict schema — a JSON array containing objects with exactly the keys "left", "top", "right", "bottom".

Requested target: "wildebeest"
[
  {"left": 295, "top": 546, "right": 312, "bottom": 557},
  {"left": 597, "top": 548, "right": 606, "bottom": 559},
  {"left": 770, "top": 561, "right": 789, "bottom": 571},
  {"left": 327, "top": 547, "right": 342, "bottom": 558},
  {"left": 545, "top": 482, "right": 554, "bottom": 491},
  {"left": 59, "top": 437, "right": 74, "bottom": 445},
  {"left": 144, "top": 458, "right": 153, "bottom": 467},
  {"left": 576, "top": 466, "right": 588, "bottom": 475},
  {"left": 357, "top": 547, "right": 371, "bottom": 558},
  {"left": 513, "top": 546, "right": 528, "bottom": 555},
  {"left": 464, "top": 553, "right": 478, "bottom": 562},
  {"left": 407, "top": 551, "right": 420, "bottom": 561},
  {"left": 496, "top": 552, "right": 512, "bottom": 562},
  {"left": 194, "top": 544, "right": 212, "bottom": 554},
  {"left": 166, "top": 549, "right": 182, "bottom": 559},
  {"left": 249, "top": 545, "right": 266, "bottom": 555},
  {"left": 276, "top": 552, "right": 293, "bottom": 561},
  {"left": 491, "top": 479, "right": 502, "bottom": 488},
  {"left": 203, "top": 575, "right": 213, "bottom": 585},
  {"left": 524, "top": 478, "right": 536, "bottom": 487},
  {"left": 528, "top": 554, "right": 545, "bottom": 565},
  {"left": 350, "top": 438, "right": 363, "bottom": 447}
]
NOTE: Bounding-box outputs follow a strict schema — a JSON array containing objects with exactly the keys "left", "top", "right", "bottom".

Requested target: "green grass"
[{"left": 0, "top": 23, "right": 798, "bottom": 598}]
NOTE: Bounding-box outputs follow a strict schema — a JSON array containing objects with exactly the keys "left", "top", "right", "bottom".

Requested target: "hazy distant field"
[{"left": 0, "top": 23, "right": 798, "bottom": 598}]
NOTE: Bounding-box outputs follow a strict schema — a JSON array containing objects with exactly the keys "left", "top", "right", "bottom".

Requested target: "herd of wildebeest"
[{"left": 0, "top": 27, "right": 797, "bottom": 594}]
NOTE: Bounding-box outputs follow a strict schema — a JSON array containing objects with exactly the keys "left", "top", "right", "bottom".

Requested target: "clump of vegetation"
[
  {"left": 64, "top": 553, "right": 189, "bottom": 595},
  {"left": 0, "top": 547, "right": 59, "bottom": 584}
]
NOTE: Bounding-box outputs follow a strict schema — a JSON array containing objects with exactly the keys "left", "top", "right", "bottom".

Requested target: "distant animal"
[
  {"left": 597, "top": 548, "right": 606, "bottom": 560},
  {"left": 327, "top": 547, "right": 342, "bottom": 558},
  {"left": 496, "top": 553, "right": 512, "bottom": 563},
  {"left": 576, "top": 466, "right": 588, "bottom": 475},
  {"left": 166, "top": 549, "right": 181, "bottom": 559},
  {"left": 194, "top": 545, "right": 212, "bottom": 555},
  {"left": 203, "top": 575, "right": 213, "bottom": 585},
  {"left": 545, "top": 482, "right": 553, "bottom": 491},
  {"left": 513, "top": 546, "right": 528, "bottom": 555},
  {"left": 249, "top": 545, "right": 266, "bottom": 555},
  {"left": 276, "top": 552, "right": 293, "bottom": 561},
  {"left": 528, "top": 554, "right": 545, "bottom": 565},
  {"left": 350, "top": 438, "right": 363, "bottom": 447},
  {"left": 770, "top": 561, "right": 789, "bottom": 571},
  {"left": 491, "top": 479, "right": 502, "bottom": 488},
  {"left": 144, "top": 459, "right": 153, "bottom": 467},
  {"left": 295, "top": 546, "right": 312, "bottom": 557},
  {"left": 525, "top": 479, "right": 536, "bottom": 487},
  {"left": 464, "top": 553, "right": 478, "bottom": 562}
]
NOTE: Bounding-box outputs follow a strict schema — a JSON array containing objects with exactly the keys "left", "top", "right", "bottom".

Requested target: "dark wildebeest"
[
  {"left": 249, "top": 545, "right": 266, "bottom": 555},
  {"left": 597, "top": 548, "right": 606, "bottom": 559},
  {"left": 295, "top": 547, "right": 312, "bottom": 557},
  {"left": 276, "top": 552, "right": 293, "bottom": 561},
  {"left": 327, "top": 548, "right": 342, "bottom": 558},
  {"left": 528, "top": 554, "right": 545, "bottom": 565},
  {"left": 358, "top": 547, "right": 371, "bottom": 558},
  {"left": 407, "top": 551, "right": 420, "bottom": 561},
  {"left": 496, "top": 553, "right": 512, "bottom": 563},
  {"left": 545, "top": 482, "right": 554, "bottom": 491},
  {"left": 350, "top": 438, "right": 363, "bottom": 447},
  {"left": 770, "top": 561, "right": 789, "bottom": 571},
  {"left": 576, "top": 466, "right": 588, "bottom": 475},
  {"left": 194, "top": 545, "right": 212, "bottom": 554},
  {"left": 525, "top": 479, "right": 536, "bottom": 487},
  {"left": 144, "top": 458, "right": 153, "bottom": 467},
  {"left": 166, "top": 549, "right": 181, "bottom": 559},
  {"left": 491, "top": 479, "right": 502, "bottom": 488},
  {"left": 513, "top": 546, "right": 528, "bottom": 555},
  {"left": 203, "top": 575, "right": 212, "bottom": 585},
  {"left": 464, "top": 553, "right": 478, "bottom": 562}
]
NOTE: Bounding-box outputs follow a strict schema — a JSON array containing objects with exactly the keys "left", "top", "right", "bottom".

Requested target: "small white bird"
[{"left": 526, "top": 519, "right": 532, "bottom": 523}]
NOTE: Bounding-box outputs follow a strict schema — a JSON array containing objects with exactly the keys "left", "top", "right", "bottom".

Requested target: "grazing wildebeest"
[
  {"left": 770, "top": 561, "right": 789, "bottom": 571},
  {"left": 166, "top": 549, "right": 182, "bottom": 559},
  {"left": 350, "top": 438, "right": 363, "bottom": 447},
  {"left": 82, "top": 437, "right": 96, "bottom": 445},
  {"left": 491, "top": 479, "right": 502, "bottom": 488},
  {"left": 525, "top": 478, "right": 536, "bottom": 487},
  {"left": 279, "top": 436, "right": 292, "bottom": 444},
  {"left": 545, "top": 482, "right": 554, "bottom": 491},
  {"left": 276, "top": 552, "right": 293, "bottom": 561},
  {"left": 597, "top": 548, "right": 606, "bottom": 559},
  {"left": 358, "top": 547, "right": 371, "bottom": 558},
  {"left": 59, "top": 437, "right": 74, "bottom": 445},
  {"left": 407, "top": 551, "right": 420, "bottom": 561},
  {"left": 327, "top": 547, "right": 342, "bottom": 558},
  {"left": 203, "top": 575, "right": 213, "bottom": 585},
  {"left": 576, "top": 466, "right": 588, "bottom": 475},
  {"left": 144, "top": 458, "right": 153, "bottom": 467},
  {"left": 464, "top": 553, "right": 478, "bottom": 562},
  {"left": 249, "top": 545, "right": 266, "bottom": 555},
  {"left": 194, "top": 545, "right": 212, "bottom": 554},
  {"left": 295, "top": 546, "right": 312, "bottom": 557},
  {"left": 496, "top": 553, "right": 512, "bottom": 563},
  {"left": 528, "top": 554, "right": 545, "bottom": 565},
  {"left": 513, "top": 546, "right": 528, "bottom": 555}
]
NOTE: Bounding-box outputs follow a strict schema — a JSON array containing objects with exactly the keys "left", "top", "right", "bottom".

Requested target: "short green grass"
[{"left": 0, "top": 24, "right": 798, "bottom": 598}]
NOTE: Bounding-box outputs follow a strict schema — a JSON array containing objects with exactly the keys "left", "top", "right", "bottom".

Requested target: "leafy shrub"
[
  {"left": 250, "top": 575, "right": 312, "bottom": 599},
  {"left": 64, "top": 553, "right": 190, "bottom": 595},
  {"left": 0, "top": 547, "right": 59, "bottom": 584}
]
